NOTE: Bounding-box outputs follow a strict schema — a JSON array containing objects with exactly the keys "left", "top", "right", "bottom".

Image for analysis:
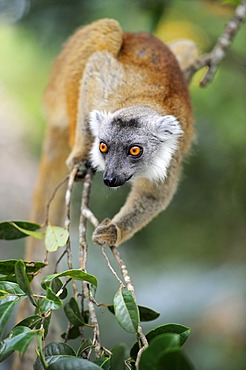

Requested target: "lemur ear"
[
  {"left": 89, "top": 110, "right": 111, "bottom": 136},
  {"left": 154, "top": 115, "right": 183, "bottom": 141}
]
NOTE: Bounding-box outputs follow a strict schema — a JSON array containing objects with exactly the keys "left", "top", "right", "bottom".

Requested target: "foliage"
[
  {"left": 0, "top": 1, "right": 245, "bottom": 369},
  {"left": 0, "top": 221, "right": 194, "bottom": 369}
]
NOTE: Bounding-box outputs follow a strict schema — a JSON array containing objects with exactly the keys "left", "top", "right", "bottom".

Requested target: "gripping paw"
[
  {"left": 92, "top": 218, "right": 120, "bottom": 247},
  {"left": 66, "top": 149, "right": 86, "bottom": 172}
]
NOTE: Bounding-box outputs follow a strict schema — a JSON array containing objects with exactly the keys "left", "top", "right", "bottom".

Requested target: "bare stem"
[
  {"left": 82, "top": 207, "right": 99, "bottom": 228},
  {"left": 79, "top": 167, "right": 101, "bottom": 358},
  {"left": 185, "top": 0, "right": 246, "bottom": 86},
  {"left": 45, "top": 175, "right": 68, "bottom": 226},
  {"left": 110, "top": 246, "right": 134, "bottom": 293},
  {"left": 79, "top": 169, "right": 93, "bottom": 271},
  {"left": 54, "top": 250, "right": 67, "bottom": 273},
  {"left": 65, "top": 166, "right": 79, "bottom": 298},
  {"left": 101, "top": 246, "right": 125, "bottom": 286}
]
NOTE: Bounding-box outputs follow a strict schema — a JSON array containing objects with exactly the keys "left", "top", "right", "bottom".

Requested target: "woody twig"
[
  {"left": 79, "top": 166, "right": 102, "bottom": 358},
  {"left": 64, "top": 166, "right": 79, "bottom": 297},
  {"left": 185, "top": 0, "right": 246, "bottom": 86}
]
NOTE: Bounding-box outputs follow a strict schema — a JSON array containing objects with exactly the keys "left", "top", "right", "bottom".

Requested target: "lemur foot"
[
  {"left": 66, "top": 149, "right": 85, "bottom": 172},
  {"left": 92, "top": 218, "right": 120, "bottom": 246},
  {"left": 66, "top": 151, "right": 94, "bottom": 181}
]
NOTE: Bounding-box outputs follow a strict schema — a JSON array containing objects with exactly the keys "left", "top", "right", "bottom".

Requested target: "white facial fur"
[
  {"left": 89, "top": 106, "right": 183, "bottom": 183},
  {"left": 146, "top": 115, "right": 183, "bottom": 181},
  {"left": 89, "top": 110, "right": 114, "bottom": 171}
]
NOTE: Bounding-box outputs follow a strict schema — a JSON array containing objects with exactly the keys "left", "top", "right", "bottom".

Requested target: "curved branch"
[{"left": 185, "top": 0, "right": 246, "bottom": 86}]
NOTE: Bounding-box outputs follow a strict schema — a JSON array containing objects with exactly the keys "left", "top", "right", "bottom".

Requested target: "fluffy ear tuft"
[
  {"left": 89, "top": 110, "right": 111, "bottom": 137},
  {"left": 154, "top": 115, "right": 183, "bottom": 141}
]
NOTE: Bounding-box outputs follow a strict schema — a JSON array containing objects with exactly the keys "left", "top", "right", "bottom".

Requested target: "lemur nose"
[{"left": 103, "top": 175, "right": 119, "bottom": 187}]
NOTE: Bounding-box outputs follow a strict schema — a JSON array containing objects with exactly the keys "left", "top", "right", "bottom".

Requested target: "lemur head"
[{"left": 89, "top": 105, "right": 183, "bottom": 187}]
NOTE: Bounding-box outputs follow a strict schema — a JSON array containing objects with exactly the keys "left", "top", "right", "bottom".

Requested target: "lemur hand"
[{"left": 92, "top": 218, "right": 120, "bottom": 246}]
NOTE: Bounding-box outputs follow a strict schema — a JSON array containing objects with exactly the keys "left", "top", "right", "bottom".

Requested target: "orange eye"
[
  {"left": 129, "top": 146, "right": 142, "bottom": 157},
  {"left": 99, "top": 142, "right": 108, "bottom": 154}
]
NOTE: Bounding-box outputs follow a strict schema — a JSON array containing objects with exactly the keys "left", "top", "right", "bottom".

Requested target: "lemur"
[{"left": 26, "top": 18, "right": 198, "bottom": 261}]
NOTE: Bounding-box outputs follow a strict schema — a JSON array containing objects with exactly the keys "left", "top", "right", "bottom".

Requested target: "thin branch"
[
  {"left": 56, "top": 278, "right": 72, "bottom": 297},
  {"left": 82, "top": 207, "right": 99, "bottom": 228},
  {"left": 63, "top": 322, "right": 73, "bottom": 343},
  {"left": 101, "top": 246, "right": 125, "bottom": 286},
  {"left": 80, "top": 207, "right": 125, "bottom": 286},
  {"left": 79, "top": 170, "right": 92, "bottom": 271},
  {"left": 185, "top": 0, "right": 246, "bottom": 86},
  {"left": 65, "top": 166, "right": 79, "bottom": 298},
  {"left": 110, "top": 246, "right": 134, "bottom": 293},
  {"left": 54, "top": 250, "right": 67, "bottom": 273},
  {"left": 45, "top": 175, "right": 69, "bottom": 226},
  {"left": 79, "top": 167, "right": 101, "bottom": 358}
]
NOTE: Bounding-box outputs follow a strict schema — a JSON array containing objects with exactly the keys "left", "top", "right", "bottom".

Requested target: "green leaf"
[
  {"left": 11, "top": 222, "right": 45, "bottom": 239},
  {"left": 64, "top": 297, "right": 85, "bottom": 326},
  {"left": 108, "top": 304, "right": 160, "bottom": 322},
  {"left": 45, "top": 225, "right": 69, "bottom": 252},
  {"left": 0, "top": 281, "right": 25, "bottom": 299},
  {"left": 0, "top": 282, "right": 26, "bottom": 339},
  {"left": 110, "top": 343, "right": 129, "bottom": 370},
  {"left": 146, "top": 324, "right": 191, "bottom": 346},
  {"left": 34, "top": 356, "right": 72, "bottom": 370},
  {"left": 47, "top": 357, "right": 102, "bottom": 369},
  {"left": 113, "top": 288, "right": 139, "bottom": 334},
  {"left": 45, "top": 342, "right": 76, "bottom": 357},
  {"left": 0, "top": 274, "right": 34, "bottom": 283},
  {"left": 51, "top": 278, "right": 67, "bottom": 300},
  {"left": 0, "top": 282, "right": 26, "bottom": 338},
  {"left": 0, "top": 275, "right": 18, "bottom": 283},
  {"left": 0, "top": 326, "right": 40, "bottom": 361},
  {"left": 83, "top": 309, "right": 90, "bottom": 324},
  {"left": 16, "top": 315, "right": 42, "bottom": 329},
  {"left": 34, "top": 342, "right": 76, "bottom": 370},
  {"left": 38, "top": 288, "right": 62, "bottom": 313},
  {"left": 94, "top": 356, "right": 110, "bottom": 369},
  {"left": 61, "top": 326, "right": 80, "bottom": 340},
  {"left": 42, "top": 269, "right": 97, "bottom": 289},
  {"left": 0, "top": 259, "right": 47, "bottom": 275},
  {"left": 77, "top": 339, "right": 93, "bottom": 357},
  {"left": 43, "top": 311, "right": 52, "bottom": 338},
  {"left": 130, "top": 323, "right": 191, "bottom": 360},
  {"left": 157, "top": 348, "right": 195, "bottom": 370},
  {"left": 139, "top": 333, "right": 180, "bottom": 370},
  {"left": 0, "top": 221, "right": 42, "bottom": 240},
  {"left": 137, "top": 305, "right": 160, "bottom": 322},
  {"left": 0, "top": 300, "right": 19, "bottom": 339},
  {"left": 15, "top": 260, "right": 37, "bottom": 307}
]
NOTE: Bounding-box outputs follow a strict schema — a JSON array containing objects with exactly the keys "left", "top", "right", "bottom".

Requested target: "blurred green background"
[{"left": 0, "top": 0, "right": 245, "bottom": 369}]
